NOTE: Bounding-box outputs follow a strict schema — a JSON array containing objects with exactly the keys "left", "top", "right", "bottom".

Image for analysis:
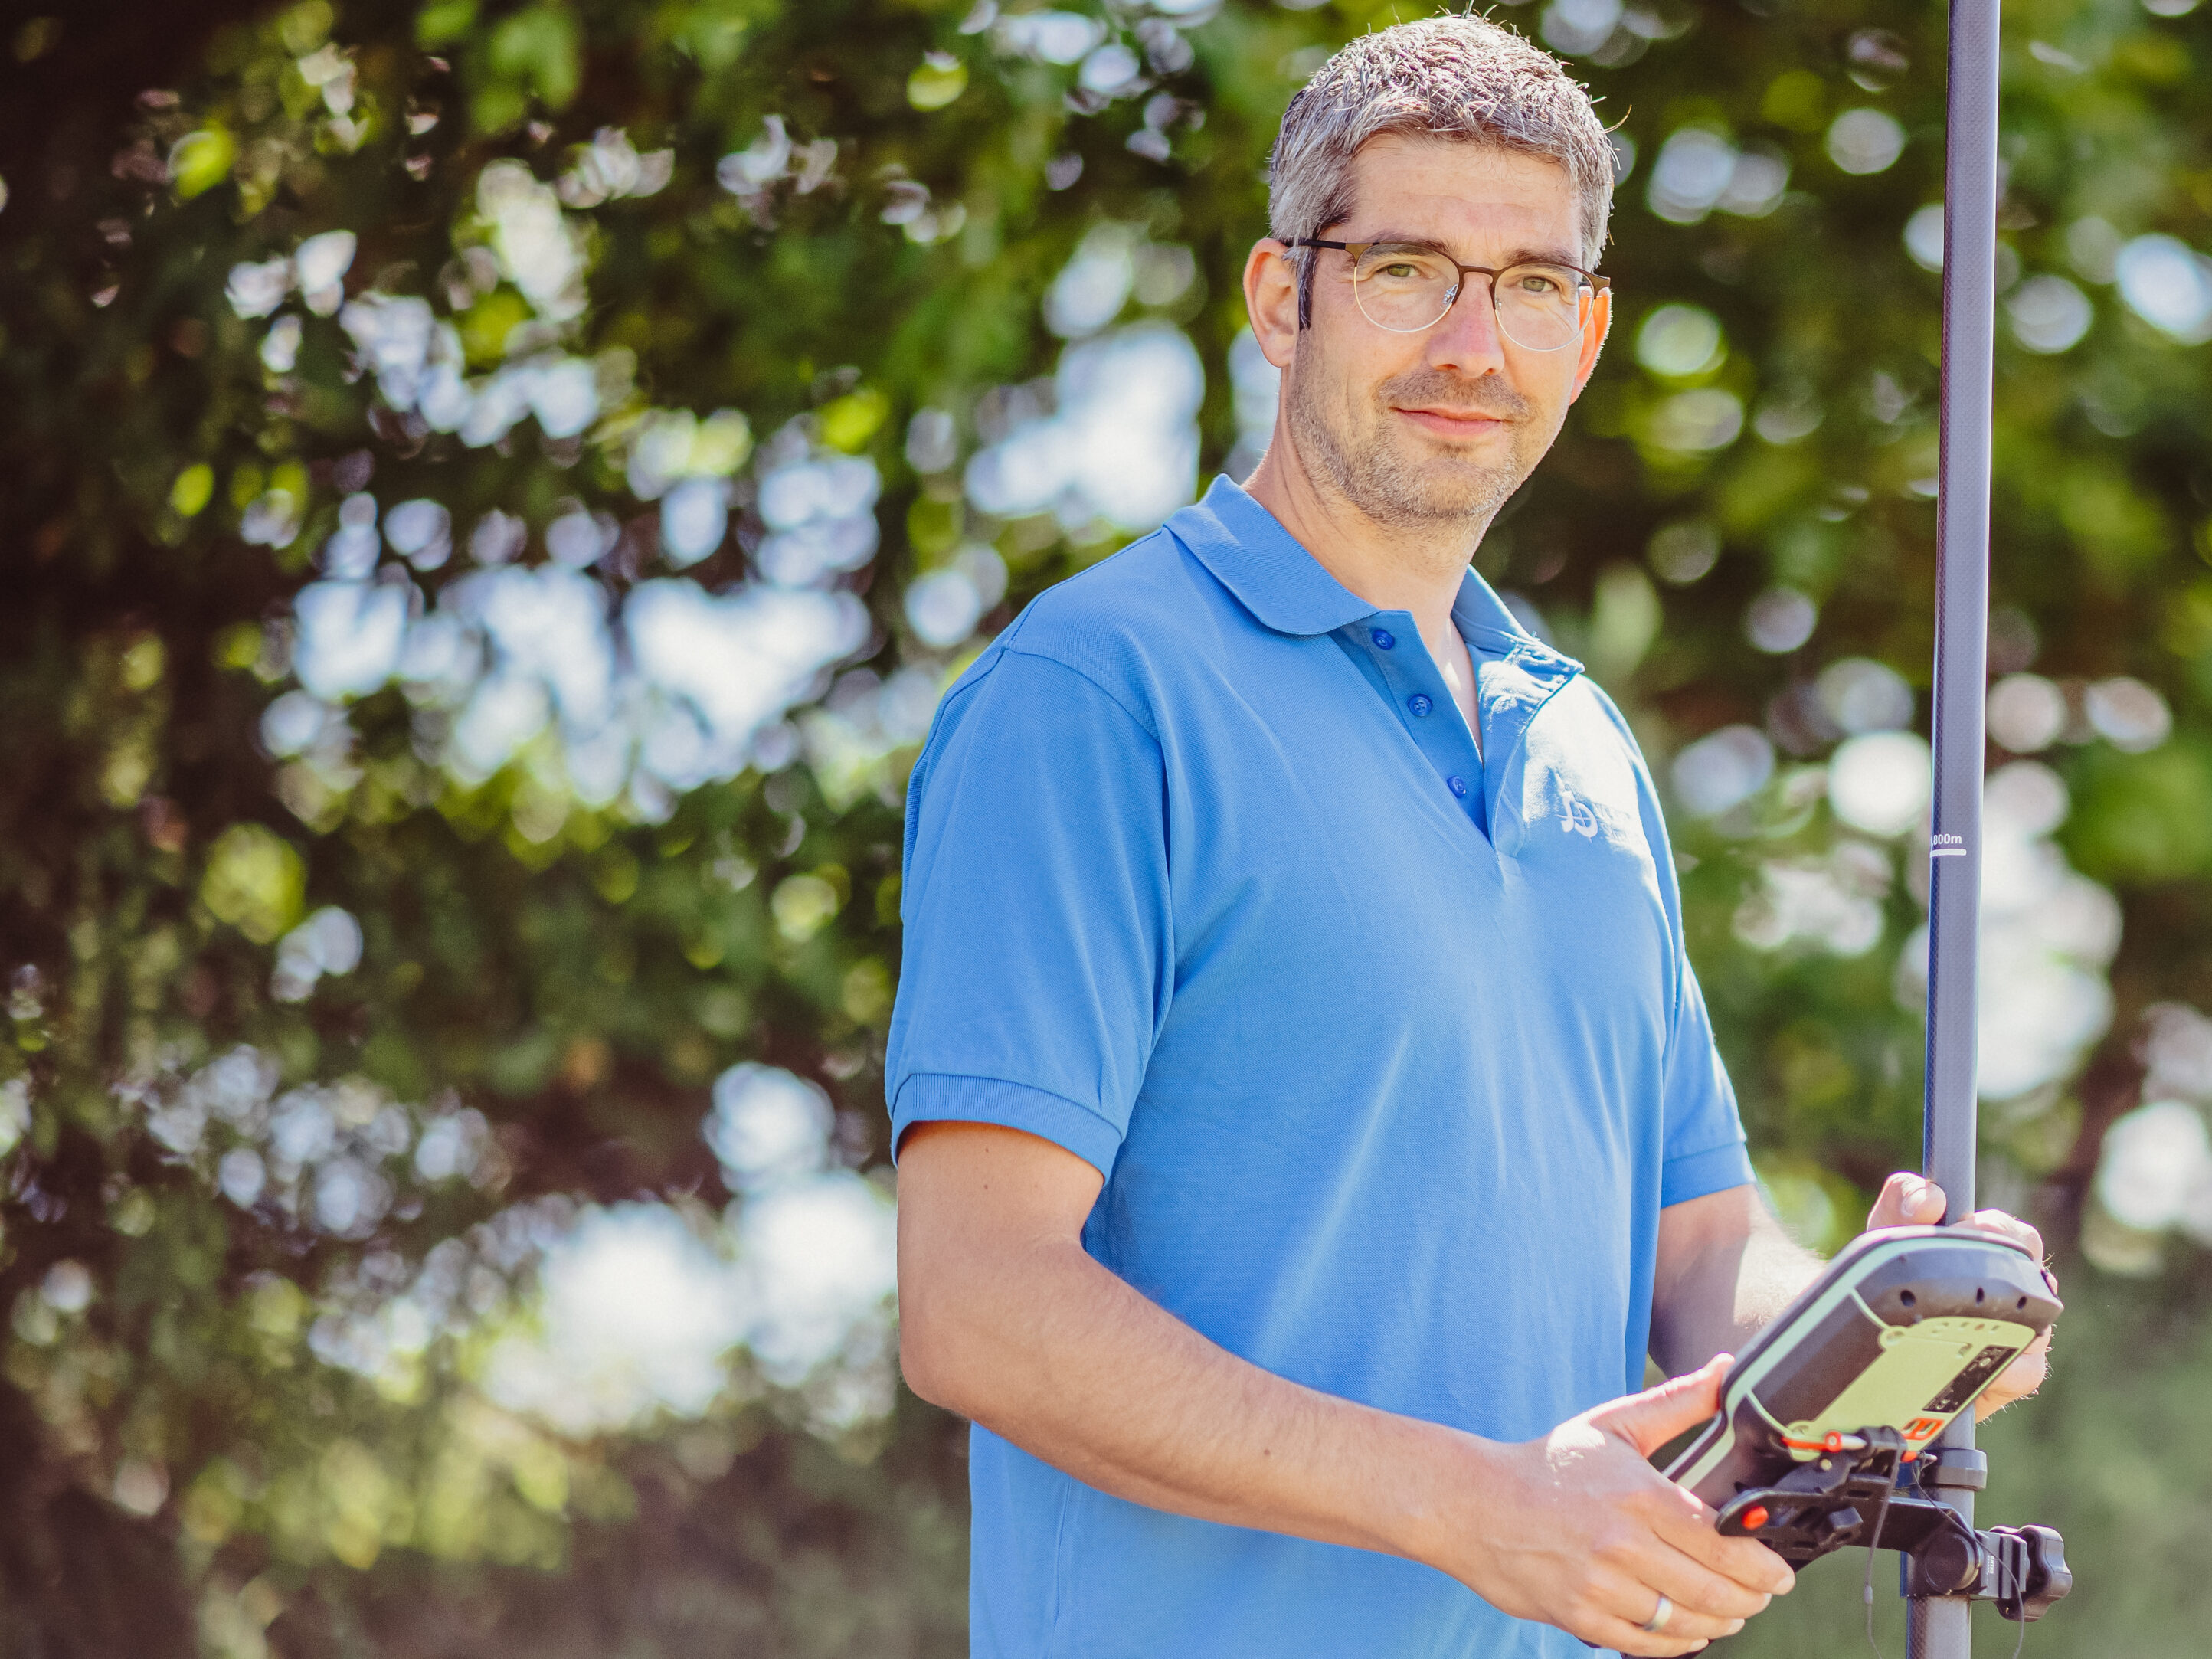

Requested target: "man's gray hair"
[{"left": 1268, "top": 15, "right": 1617, "bottom": 326}]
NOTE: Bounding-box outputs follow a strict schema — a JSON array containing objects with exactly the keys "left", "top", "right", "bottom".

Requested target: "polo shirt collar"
[
  {"left": 1166, "top": 476, "right": 1375, "bottom": 636},
  {"left": 1164, "top": 476, "right": 1576, "bottom": 676}
]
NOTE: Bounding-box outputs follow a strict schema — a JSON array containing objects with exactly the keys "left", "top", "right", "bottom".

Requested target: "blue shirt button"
[
  {"left": 1409, "top": 694, "right": 1433, "bottom": 717},
  {"left": 1369, "top": 628, "right": 1396, "bottom": 650},
  {"left": 1448, "top": 775, "right": 1469, "bottom": 798}
]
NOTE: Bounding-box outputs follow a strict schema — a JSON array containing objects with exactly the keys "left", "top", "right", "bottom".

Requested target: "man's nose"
[{"left": 1426, "top": 278, "right": 1510, "bottom": 375}]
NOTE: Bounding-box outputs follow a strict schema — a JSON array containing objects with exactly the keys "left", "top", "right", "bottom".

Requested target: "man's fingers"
[
  {"left": 1869, "top": 1183, "right": 2060, "bottom": 1294},
  {"left": 1590, "top": 1353, "right": 1730, "bottom": 1457},
  {"left": 1650, "top": 1498, "right": 1797, "bottom": 1597},
  {"left": 1635, "top": 1535, "right": 1778, "bottom": 1624},
  {"left": 1574, "top": 1562, "right": 1743, "bottom": 1654},
  {"left": 1867, "top": 1171, "right": 1947, "bottom": 1229},
  {"left": 1975, "top": 1327, "right": 2052, "bottom": 1419},
  {"left": 1608, "top": 1453, "right": 1795, "bottom": 1598},
  {"left": 1592, "top": 1615, "right": 1733, "bottom": 1656},
  {"left": 1581, "top": 1615, "right": 1715, "bottom": 1659},
  {"left": 1968, "top": 1206, "right": 2047, "bottom": 1264},
  {"left": 1961, "top": 1209, "right": 2060, "bottom": 1294}
]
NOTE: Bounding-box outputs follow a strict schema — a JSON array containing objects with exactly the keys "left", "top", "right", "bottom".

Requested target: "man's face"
[{"left": 1262, "top": 134, "right": 1608, "bottom": 533}]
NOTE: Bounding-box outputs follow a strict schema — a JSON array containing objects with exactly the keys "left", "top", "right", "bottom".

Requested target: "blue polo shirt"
[{"left": 887, "top": 476, "right": 1752, "bottom": 1659}]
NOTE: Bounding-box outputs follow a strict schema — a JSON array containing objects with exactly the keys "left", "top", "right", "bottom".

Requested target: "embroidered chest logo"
[{"left": 1559, "top": 790, "right": 1601, "bottom": 839}]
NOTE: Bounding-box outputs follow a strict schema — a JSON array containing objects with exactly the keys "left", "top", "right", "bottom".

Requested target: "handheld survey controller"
[{"left": 1661, "top": 1227, "right": 2072, "bottom": 1622}]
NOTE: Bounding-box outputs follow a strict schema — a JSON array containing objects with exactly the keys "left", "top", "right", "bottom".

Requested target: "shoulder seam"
[
  {"left": 997, "top": 641, "right": 1161, "bottom": 743},
  {"left": 927, "top": 641, "right": 1010, "bottom": 726}
]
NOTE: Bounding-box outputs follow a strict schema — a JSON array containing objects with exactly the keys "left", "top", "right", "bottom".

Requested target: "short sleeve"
[
  {"left": 1658, "top": 962, "right": 1756, "bottom": 1206},
  {"left": 885, "top": 646, "right": 1172, "bottom": 1179}
]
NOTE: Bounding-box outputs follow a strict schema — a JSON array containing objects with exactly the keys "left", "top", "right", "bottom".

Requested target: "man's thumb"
[{"left": 1592, "top": 1353, "right": 1732, "bottom": 1458}]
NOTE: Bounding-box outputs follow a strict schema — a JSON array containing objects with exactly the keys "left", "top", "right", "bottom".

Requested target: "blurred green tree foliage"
[{"left": 4, "top": 0, "right": 2212, "bottom": 1650}]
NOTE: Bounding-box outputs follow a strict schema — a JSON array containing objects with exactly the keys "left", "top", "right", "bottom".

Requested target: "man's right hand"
[{"left": 1419, "top": 1356, "right": 1794, "bottom": 1656}]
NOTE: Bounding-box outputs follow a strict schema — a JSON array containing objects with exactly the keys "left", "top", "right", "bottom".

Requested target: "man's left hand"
[{"left": 1864, "top": 1172, "right": 2056, "bottom": 1418}]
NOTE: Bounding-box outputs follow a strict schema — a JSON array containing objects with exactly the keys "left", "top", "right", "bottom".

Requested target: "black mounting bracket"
[{"left": 1711, "top": 1428, "right": 2072, "bottom": 1623}]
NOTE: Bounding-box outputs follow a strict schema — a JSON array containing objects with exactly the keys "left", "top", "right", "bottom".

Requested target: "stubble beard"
[{"left": 1287, "top": 355, "right": 1540, "bottom": 538}]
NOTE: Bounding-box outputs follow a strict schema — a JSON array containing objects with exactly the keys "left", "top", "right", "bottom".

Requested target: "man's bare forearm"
[
  {"left": 1649, "top": 1186, "right": 1822, "bottom": 1377},
  {"left": 895, "top": 1125, "right": 1467, "bottom": 1560}
]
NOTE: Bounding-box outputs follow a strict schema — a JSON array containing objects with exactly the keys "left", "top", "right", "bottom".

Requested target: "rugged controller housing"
[{"left": 1664, "top": 1225, "right": 2060, "bottom": 1510}]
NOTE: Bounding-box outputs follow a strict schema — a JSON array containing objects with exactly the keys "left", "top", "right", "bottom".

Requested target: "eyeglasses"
[{"left": 1294, "top": 237, "right": 1611, "bottom": 353}]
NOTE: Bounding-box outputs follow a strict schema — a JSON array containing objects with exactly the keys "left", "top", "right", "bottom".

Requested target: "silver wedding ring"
[{"left": 1639, "top": 1592, "right": 1674, "bottom": 1635}]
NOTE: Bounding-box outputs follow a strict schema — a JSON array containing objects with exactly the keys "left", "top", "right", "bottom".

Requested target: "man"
[{"left": 886, "top": 16, "right": 2053, "bottom": 1658}]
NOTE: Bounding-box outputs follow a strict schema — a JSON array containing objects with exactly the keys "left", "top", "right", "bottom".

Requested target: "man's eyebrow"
[
  {"left": 1361, "top": 233, "right": 1585, "bottom": 269},
  {"left": 1507, "top": 244, "right": 1585, "bottom": 269}
]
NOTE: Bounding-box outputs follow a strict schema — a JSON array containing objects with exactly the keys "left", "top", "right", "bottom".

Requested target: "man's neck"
[{"left": 1242, "top": 429, "right": 1494, "bottom": 722}]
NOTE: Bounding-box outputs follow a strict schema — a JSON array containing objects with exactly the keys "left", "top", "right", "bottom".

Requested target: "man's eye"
[
  {"left": 1373, "top": 262, "right": 1425, "bottom": 280},
  {"left": 1515, "top": 271, "right": 1569, "bottom": 296}
]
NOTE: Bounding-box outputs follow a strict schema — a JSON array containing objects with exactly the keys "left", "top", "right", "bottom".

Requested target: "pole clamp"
[
  {"left": 1915, "top": 1448, "right": 1988, "bottom": 1492},
  {"left": 1713, "top": 1431, "right": 2070, "bottom": 1622}
]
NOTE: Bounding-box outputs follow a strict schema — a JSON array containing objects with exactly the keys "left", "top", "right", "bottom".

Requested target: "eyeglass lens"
[{"left": 1350, "top": 245, "right": 1588, "bottom": 352}]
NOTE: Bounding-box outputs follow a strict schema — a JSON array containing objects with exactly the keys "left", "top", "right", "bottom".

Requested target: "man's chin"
[{"left": 1363, "top": 456, "right": 1525, "bottom": 524}]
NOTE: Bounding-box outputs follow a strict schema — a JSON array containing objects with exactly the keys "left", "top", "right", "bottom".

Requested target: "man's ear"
[
  {"left": 1568, "top": 284, "right": 1612, "bottom": 403},
  {"left": 1244, "top": 239, "right": 1301, "bottom": 372}
]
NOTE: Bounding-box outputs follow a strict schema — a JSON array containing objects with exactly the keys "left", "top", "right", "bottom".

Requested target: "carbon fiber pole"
[{"left": 1909, "top": 0, "right": 2002, "bottom": 1653}]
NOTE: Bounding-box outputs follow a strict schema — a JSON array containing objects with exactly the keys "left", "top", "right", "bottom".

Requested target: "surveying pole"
[
  {"left": 1912, "top": 0, "right": 2003, "bottom": 1650},
  {"left": 1658, "top": 0, "right": 2071, "bottom": 1621}
]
